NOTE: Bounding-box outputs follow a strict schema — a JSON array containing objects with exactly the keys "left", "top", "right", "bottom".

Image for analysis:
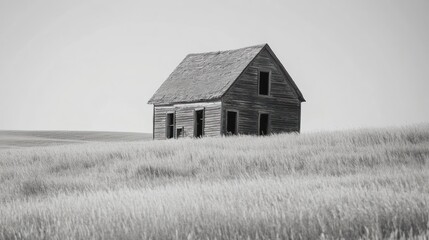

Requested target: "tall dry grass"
[{"left": 0, "top": 125, "right": 428, "bottom": 239}]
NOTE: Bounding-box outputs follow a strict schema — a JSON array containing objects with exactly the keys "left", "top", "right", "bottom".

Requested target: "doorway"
[
  {"left": 226, "top": 111, "right": 238, "bottom": 135},
  {"left": 195, "top": 109, "right": 204, "bottom": 137},
  {"left": 259, "top": 113, "right": 269, "bottom": 136},
  {"left": 166, "top": 113, "right": 174, "bottom": 139}
]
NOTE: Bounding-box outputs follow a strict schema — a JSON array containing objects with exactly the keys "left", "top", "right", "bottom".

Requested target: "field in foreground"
[{"left": 0, "top": 126, "right": 428, "bottom": 239}]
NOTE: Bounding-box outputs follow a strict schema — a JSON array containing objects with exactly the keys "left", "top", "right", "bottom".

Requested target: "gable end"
[{"left": 220, "top": 44, "right": 305, "bottom": 102}]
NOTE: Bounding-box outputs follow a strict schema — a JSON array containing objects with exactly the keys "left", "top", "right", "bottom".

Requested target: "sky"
[{"left": 1, "top": 0, "right": 428, "bottom": 133}]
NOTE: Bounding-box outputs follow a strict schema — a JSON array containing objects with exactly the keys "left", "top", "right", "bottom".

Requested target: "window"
[
  {"left": 194, "top": 109, "right": 204, "bottom": 138},
  {"left": 176, "top": 127, "right": 184, "bottom": 138},
  {"left": 226, "top": 111, "right": 238, "bottom": 135},
  {"left": 259, "top": 71, "right": 270, "bottom": 95},
  {"left": 166, "top": 113, "right": 174, "bottom": 139},
  {"left": 259, "top": 113, "right": 269, "bottom": 136}
]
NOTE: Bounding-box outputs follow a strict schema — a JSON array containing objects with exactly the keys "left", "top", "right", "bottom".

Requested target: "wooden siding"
[
  {"left": 222, "top": 48, "right": 301, "bottom": 135},
  {"left": 153, "top": 106, "right": 175, "bottom": 140},
  {"left": 201, "top": 102, "right": 222, "bottom": 137},
  {"left": 153, "top": 101, "right": 221, "bottom": 140}
]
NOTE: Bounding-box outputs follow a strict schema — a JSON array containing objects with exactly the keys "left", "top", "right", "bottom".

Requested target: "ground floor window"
[{"left": 176, "top": 127, "right": 184, "bottom": 138}]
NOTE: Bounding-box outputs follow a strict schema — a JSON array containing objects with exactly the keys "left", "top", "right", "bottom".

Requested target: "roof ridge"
[
  {"left": 149, "top": 43, "right": 302, "bottom": 105},
  {"left": 186, "top": 43, "right": 267, "bottom": 57}
]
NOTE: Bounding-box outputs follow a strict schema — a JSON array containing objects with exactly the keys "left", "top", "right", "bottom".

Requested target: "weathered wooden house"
[{"left": 148, "top": 44, "right": 305, "bottom": 140}]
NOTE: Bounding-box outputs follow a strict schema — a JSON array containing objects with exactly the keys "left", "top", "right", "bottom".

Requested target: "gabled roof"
[{"left": 148, "top": 44, "right": 305, "bottom": 105}]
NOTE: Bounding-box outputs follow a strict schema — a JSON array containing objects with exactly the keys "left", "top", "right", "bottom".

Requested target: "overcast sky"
[{"left": 1, "top": 0, "right": 428, "bottom": 133}]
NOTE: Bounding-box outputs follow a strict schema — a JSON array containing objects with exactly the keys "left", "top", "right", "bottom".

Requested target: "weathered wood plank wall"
[
  {"left": 153, "top": 101, "right": 221, "bottom": 140},
  {"left": 200, "top": 102, "right": 222, "bottom": 137},
  {"left": 222, "top": 48, "right": 301, "bottom": 135},
  {"left": 153, "top": 106, "right": 175, "bottom": 140}
]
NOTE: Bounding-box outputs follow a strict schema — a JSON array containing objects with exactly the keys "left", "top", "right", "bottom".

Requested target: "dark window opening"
[
  {"left": 166, "top": 113, "right": 174, "bottom": 139},
  {"left": 259, "top": 113, "right": 269, "bottom": 136},
  {"left": 259, "top": 71, "right": 270, "bottom": 95},
  {"left": 176, "top": 127, "right": 184, "bottom": 138},
  {"left": 226, "top": 111, "right": 238, "bottom": 135},
  {"left": 195, "top": 110, "right": 204, "bottom": 138}
]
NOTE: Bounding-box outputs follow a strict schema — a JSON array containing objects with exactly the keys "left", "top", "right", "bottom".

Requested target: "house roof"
[{"left": 148, "top": 44, "right": 305, "bottom": 105}]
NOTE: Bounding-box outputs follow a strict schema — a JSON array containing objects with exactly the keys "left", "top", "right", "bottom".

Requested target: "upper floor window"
[{"left": 259, "top": 70, "right": 270, "bottom": 95}]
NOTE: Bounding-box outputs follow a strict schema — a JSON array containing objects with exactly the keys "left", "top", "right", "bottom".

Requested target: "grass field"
[
  {"left": 0, "top": 130, "right": 152, "bottom": 149},
  {"left": 0, "top": 126, "right": 428, "bottom": 239}
]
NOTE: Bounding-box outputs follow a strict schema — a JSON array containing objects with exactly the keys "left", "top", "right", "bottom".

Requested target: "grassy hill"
[
  {"left": 0, "top": 130, "right": 152, "bottom": 149},
  {"left": 0, "top": 125, "right": 428, "bottom": 239}
]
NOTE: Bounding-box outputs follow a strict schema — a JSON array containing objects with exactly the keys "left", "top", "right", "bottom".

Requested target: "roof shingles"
[{"left": 148, "top": 44, "right": 265, "bottom": 105}]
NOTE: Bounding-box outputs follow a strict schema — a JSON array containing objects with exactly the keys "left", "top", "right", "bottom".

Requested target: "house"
[{"left": 148, "top": 43, "right": 305, "bottom": 140}]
